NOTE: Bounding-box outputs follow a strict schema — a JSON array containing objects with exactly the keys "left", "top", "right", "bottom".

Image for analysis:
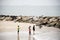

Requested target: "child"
[
  {"left": 29, "top": 26, "right": 31, "bottom": 35},
  {"left": 17, "top": 25, "right": 20, "bottom": 33},
  {"left": 17, "top": 25, "right": 20, "bottom": 40},
  {"left": 33, "top": 25, "right": 35, "bottom": 35}
]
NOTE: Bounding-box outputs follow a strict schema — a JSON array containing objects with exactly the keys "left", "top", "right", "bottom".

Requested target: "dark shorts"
[{"left": 18, "top": 30, "right": 19, "bottom": 32}]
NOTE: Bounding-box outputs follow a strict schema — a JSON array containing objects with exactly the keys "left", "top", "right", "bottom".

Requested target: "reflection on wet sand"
[
  {"left": 33, "top": 31, "right": 35, "bottom": 35},
  {"left": 17, "top": 33, "right": 20, "bottom": 40},
  {"left": 28, "top": 34, "right": 35, "bottom": 40},
  {"left": 28, "top": 35, "right": 31, "bottom": 40},
  {"left": 33, "top": 32, "right": 35, "bottom": 40},
  {"left": 33, "top": 37, "right": 35, "bottom": 40},
  {"left": 17, "top": 33, "right": 35, "bottom": 40}
]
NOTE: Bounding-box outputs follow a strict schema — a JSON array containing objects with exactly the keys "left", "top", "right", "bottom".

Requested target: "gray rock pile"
[{"left": 0, "top": 15, "right": 60, "bottom": 29}]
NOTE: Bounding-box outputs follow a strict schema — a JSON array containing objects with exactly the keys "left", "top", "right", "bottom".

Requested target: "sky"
[
  {"left": 0, "top": 0, "right": 60, "bottom": 6},
  {"left": 0, "top": 0, "right": 60, "bottom": 16}
]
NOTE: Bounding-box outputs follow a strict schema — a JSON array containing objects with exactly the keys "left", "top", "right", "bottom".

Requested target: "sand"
[
  {"left": 0, "top": 21, "right": 60, "bottom": 40},
  {"left": 0, "top": 21, "right": 35, "bottom": 32}
]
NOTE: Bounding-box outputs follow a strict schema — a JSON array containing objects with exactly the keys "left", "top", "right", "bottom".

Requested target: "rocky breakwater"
[{"left": 0, "top": 15, "right": 60, "bottom": 29}]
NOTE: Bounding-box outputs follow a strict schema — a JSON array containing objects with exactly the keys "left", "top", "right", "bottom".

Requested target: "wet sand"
[
  {"left": 0, "top": 32, "right": 35, "bottom": 40},
  {"left": 0, "top": 21, "right": 36, "bottom": 40},
  {"left": 0, "top": 21, "right": 60, "bottom": 40}
]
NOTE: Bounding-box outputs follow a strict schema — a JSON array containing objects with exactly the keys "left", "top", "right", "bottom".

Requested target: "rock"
[
  {"left": 0, "top": 17, "right": 5, "bottom": 21},
  {"left": 4, "top": 17, "right": 12, "bottom": 21}
]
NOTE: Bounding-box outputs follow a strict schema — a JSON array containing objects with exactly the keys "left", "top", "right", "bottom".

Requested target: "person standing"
[
  {"left": 33, "top": 25, "right": 35, "bottom": 35},
  {"left": 29, "top": 26, "right": 31, "bottom": 35},
  {"left": 17, "top": 25, "right": 20, "bottom": 33},
  {"left": 17, "top": 25, "right": 20, "bottom": 40}
]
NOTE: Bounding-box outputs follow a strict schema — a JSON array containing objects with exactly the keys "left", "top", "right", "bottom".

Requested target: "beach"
[
  {"left": 0, "top": 21, "right": 35, "bottom": 32},
  {"left": 0, "top": 21, "right": 36, "bottom": 40},
  {"left": 0, "top": 21, "right": 60, "bottom": 40}
]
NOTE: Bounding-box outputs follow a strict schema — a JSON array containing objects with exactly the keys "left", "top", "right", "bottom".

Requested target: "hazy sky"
[
  {"left": 0, "top": 0, "right": 60, "bottom": 16},
  {"left": 0, "top": 0, "right": 60, "bottom": 6}
]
